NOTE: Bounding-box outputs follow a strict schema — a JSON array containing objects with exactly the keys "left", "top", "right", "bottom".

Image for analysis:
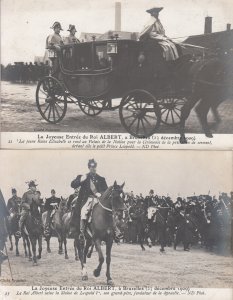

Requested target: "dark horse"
[
  {"left": 6, "top": 209, "right": 32, "bottom": 259},
  {"left": 179, "top": 52, "right": 233, "bottom": 143},
  {"left": 24, "top": 200, "right": 43, "bottom": 265},
  {"left": 74, "top": 181, "right": 125, "bottom": 285}
]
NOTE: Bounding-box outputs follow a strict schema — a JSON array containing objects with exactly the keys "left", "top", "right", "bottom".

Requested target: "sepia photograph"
[
  {"left": 1, "top": 0, "right": 233, "bottom": 143},
  {"left": 0, "top": 150, "right": 232, "bottom": 288}
]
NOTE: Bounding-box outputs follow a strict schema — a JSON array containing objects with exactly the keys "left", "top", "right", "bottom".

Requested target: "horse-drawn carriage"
[{"left": 36, "top": 37, "right": 189, "bottom": 138}]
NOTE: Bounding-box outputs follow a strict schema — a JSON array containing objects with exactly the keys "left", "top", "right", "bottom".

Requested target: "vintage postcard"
[
  {"left": 0, "top": 150, "right": 232, "bottom": 299},
  {"left": 1, "top": 0, "right": 233, "bottom": 149}
]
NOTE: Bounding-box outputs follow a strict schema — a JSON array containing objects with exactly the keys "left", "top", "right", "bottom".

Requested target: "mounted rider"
[
  {"left": 44, "top": 189, "right": 61, "bottom": 235},
  {"left": 17, "top": 181, "right": 41, "bottom": 237},
  {"left": 139, "top": 7, "right": 180, "bottom": 61},
  {"left": 7, "top": 188, "right": 21, "bottom": 216},
  {"left": 71, "top": 159, "right": 122, "bottom": 242}
]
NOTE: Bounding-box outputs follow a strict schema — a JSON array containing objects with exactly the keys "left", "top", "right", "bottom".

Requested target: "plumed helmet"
[{"left": 88, "top": 159, "right": 97, "bottom": 168}]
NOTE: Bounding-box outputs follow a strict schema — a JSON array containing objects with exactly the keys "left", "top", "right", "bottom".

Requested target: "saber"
[{"left": 4, "top": 243, "right": 13, "bottom": 281}]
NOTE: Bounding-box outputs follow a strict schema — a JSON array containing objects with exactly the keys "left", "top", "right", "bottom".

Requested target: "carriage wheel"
[
  {"left": 158, "top": 96, "right": 187, "bottom": 126},
  {"left": 78, "top": 98, "right": 106, "bottom": 116},
  {"left": 119, "top": 90, "right": 161, "bottom": 138},
  {"left": 36, "top": 76, "right": 67, "bottom": 124}
]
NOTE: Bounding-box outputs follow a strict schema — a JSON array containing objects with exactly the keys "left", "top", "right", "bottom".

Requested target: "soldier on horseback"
[
  {"left": 71, "top": 159, "right": 122, "bottom": 242},
  {"left": 17, "top": 181, "right": 41, "bottom": 237},
  {"left": 7, "top": 188, "right": 21, "bottom": 216},
  {"left": 44, "top": 189, "right": 61, "bottom": 235}
]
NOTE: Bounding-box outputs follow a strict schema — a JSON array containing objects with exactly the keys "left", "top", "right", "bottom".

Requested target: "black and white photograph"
[
  {"left": 1, "top": 0, "right": 233, "bottom": 143},
  {"left": 0, "top": 150, "right": 232, "bottom": 289}
]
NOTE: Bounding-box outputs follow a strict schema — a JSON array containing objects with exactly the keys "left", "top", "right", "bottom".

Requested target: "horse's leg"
[
  {"left": 15, "top": 235, "right": 19, "bottom": 256},
  {"left": 9, "top": 234, "right": 13, "bottom": 251},
  {"left": 93, "top": 239, "right": 104, "bottom": 278},
  {"left": 26, "top": 236, "right": 32, "bottom": 261},
  {"left": 37, "top": 235, "right": 42, "bottom": 259},
  {"left": 87, "top": 242, "right": 95, "bottom": 258},
  {"left": 31, "top": 238, "right": 37, "bottom": 265},
  {"left": 180, "top": 96, "right": 200, "bottom": 144},
  {"left": 76, "top": 237, "right": 88, "bottom": 281},
  {"left": 58, "top": 233, "right": 63, "bottom": 255},
  {"left": 74, "top": 239, "right": 79, "bottom": 261},
  {"left": 195, "top": 98, "right": 213, "bottom": 137},
  {"left": 64, "top": 233, "right": 68, "bottom": 259},
  {"left": 22, "top": 237, "right": 28, "bottom": 257},
  {"left": 211, "top": 101, "right": 221, "bottom": 127},
  {"left": 46, "top": 237, "right": 51, "bottom": 253},
  {"left": 139, "top": 225, "right": 145, "bottom": 251},
  {"left": 106, "top": 239, "right": 114, "bottom": 286}
]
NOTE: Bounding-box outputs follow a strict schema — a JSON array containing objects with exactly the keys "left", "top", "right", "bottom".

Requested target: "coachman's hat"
[
  {"left": 88, "top": 159, "right": 97, "bottom": 168},
  {"left": 28, "top": 180, "right": 38, "bottom": 188},
  {"left": 67, "top": 24, "right": 77, "bottom": 32},
  {"left": 51, "top": 189, "right": 56, "bottom": 194},
  {"left": 12, "top": 188, "right": 17, "bottom": 194},
  {"left": 146, "top": 7, "right": 163, "bottom": 14},
  {"left": 51, "top": 21, "right": 63, "bottom": 30}
]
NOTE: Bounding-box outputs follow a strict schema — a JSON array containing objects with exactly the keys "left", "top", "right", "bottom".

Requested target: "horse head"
[
  {"left": 111, "top": 181, "right": 125, "bottom": 212},
  {"left": 59, "top": 197, "right": 68, "bottom": 212}
]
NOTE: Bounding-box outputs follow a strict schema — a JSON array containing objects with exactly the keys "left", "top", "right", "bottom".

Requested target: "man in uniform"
[
  {"left": 17, "top": 181, "right": 40, "bottom": 237},
  {"left": 7, "top": 188, "right": 21, "bottom": 215},
  {"left": 64, "top": 25, "right": 80, "bottom": 44},
  {"left": 139, "top": 7, "right": 179, "bottom": 61},
  {"left": 46, "top": 22, "right": 64, "bottom": 77},
  {"left": 71, "top": 159, "right": 122, "bottom": 242},
  {"left": 44, "top": 189, "right": 61, "bottom": 233}
]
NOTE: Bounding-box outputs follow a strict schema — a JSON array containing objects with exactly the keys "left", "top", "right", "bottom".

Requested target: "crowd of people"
[{"left": 1, "top": 62, "right": 50, "bottom": 84}]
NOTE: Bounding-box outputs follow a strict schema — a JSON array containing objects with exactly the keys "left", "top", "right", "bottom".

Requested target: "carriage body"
[{"left": 36, "top": 38, "right": 189, "bottom": 137}]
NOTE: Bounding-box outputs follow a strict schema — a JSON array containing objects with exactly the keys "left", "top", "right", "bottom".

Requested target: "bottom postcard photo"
[{"left": 0, "top": 150, "right": 232, "bottom": 299}]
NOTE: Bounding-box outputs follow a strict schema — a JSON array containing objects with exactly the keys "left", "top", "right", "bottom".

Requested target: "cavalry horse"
[
  {"left": 42, "top": 197, "right": 67, "bottom": 255},
  {"left": 24, "top": 200, "right": 43, "bottom": 265},
  {"left": 6, "top": 209, "right": 32, "bottom": 259},
  {"left": 74, "top": 181, "right": 125, "bottom": 285}
]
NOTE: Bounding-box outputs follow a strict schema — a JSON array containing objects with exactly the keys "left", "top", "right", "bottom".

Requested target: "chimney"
[
  {"left": 204, "top": 16, "right": 212, "bottom": 34},
  {"left": 226, "top": 23, "right": 231, "bottom": 31},
  {"left": 115, "top": 2, "right": 121, "bottom": 31}
]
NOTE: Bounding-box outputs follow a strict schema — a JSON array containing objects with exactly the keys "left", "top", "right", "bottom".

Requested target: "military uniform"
[
  {"left": 64, "top": 35, "right": 80, "bottom": 45},
  {"left": 7, "top": 195, "right": 21, "bottom": 213},
  {"left": 19, "top": 189, "right": 40, "bottom": 230},
  {"left": 71, "top": 172, "right": 108, "bottom": 220}
]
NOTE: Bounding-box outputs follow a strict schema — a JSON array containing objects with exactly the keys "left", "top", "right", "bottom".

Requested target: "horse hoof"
[
  {"left": 93, "top": 269, "right": 100, "bottom": 277},
  {"left": 180, "top": 137, "right": 187, "bottom": 144},
  {"left": 9, "top": 247, "right": 13, "bottom": 251},
  {"left": 37, "top": 255, "right": 41, "bottom": 260},
  {"left": 107, "top": 280, "right": 114, "bottom": 286},
  {"left": 47, "top": 249, "right": 51, "bottom": 253},
  {"left": 33, "top": 262, "right": 38, "bottom": 266},
  {"left": 148, "top": 243, "right": 152, "bottom": 248},
  {"left": 82, "top": 275, "right": 88, "bottom": 281},
  {"left": 65, "top": 255, "right": 69, "bottom": 259},
  {"left": 205, "top": 132, "right": 213, "bottom": 138},
  {"left": 87, "top": 253, "right": 92, "bottom": 258},
  {"left": 75, "top": 256, "right": 79, "bottom": 261}
]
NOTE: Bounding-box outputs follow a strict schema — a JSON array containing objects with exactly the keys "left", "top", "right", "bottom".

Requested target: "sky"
[
  {"left": 1, "top": 0, "right": 233, "bottom": 65},
  {"left": 0, "top": 150, "right": 232, "bottom": 201}
]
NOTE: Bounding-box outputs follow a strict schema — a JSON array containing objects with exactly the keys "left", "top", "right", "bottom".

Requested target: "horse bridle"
[{"left": 98, "top": 188, "right": 124, "bottom": 214}]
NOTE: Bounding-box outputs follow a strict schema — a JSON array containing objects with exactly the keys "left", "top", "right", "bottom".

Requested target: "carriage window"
[
  {"left": 74, "top": 44, "right": 92, "bottom": 70},
  {"left": 94, "top": 45, "right": 110, "bottom": 70},
  {"left": 62, "top": 47, "right": 74, "bottom": 70}
]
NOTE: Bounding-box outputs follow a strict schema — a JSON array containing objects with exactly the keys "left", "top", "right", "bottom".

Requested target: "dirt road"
[
  {"left": 1, "top": 82, "right": 233, "bottom": 134},
  {"left": 1, "top": 238, "right": 232, "bottom": 287}
]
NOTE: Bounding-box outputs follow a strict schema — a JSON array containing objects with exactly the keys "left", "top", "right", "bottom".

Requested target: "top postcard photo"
[{"left": 1, "top": 0, "right": 233, "bottom": 144}]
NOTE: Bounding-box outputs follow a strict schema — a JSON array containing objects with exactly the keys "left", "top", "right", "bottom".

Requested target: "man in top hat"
[
  {"left": 7, "top": 188, "right": 21, "bottom": 215},
  {"left": 44, "top": 189, "right": 61, "bottom": 233},
  {"left": 71, "top": 159, "right": 122, "bottom": 242},
  {"left": 139, "top": 7, "right": 179, "bottom": 61},
  {"left": 17, "top": 181, "right": 40, "bottom": 237},
  {"left": 64, "top": 25, "right": 80, "bottom": 44}
]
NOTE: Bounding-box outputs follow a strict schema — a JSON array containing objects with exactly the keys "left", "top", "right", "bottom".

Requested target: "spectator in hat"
[{"left": 64, "top": 25, "right": 80, "bottom": 44}]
